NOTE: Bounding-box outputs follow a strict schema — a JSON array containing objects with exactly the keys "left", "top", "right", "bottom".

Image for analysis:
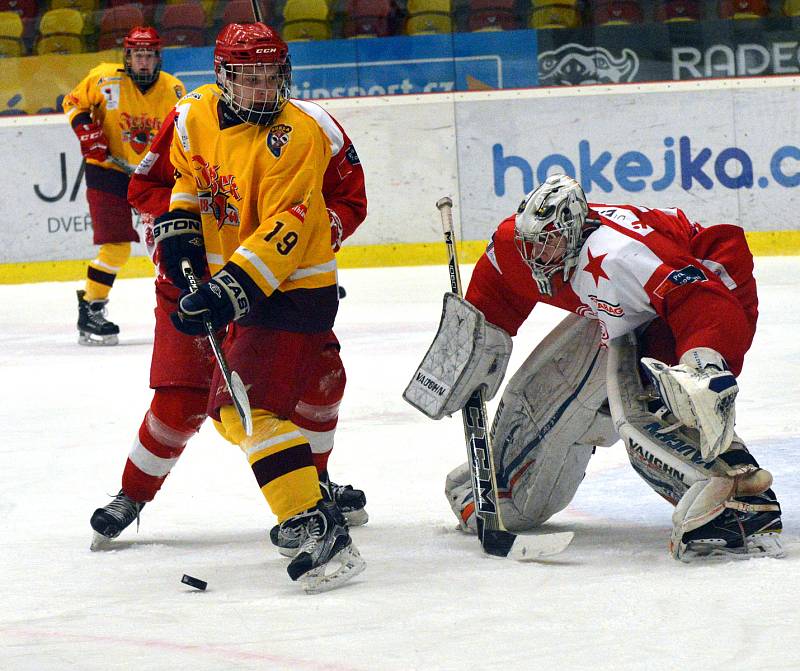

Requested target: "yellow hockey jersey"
[
  {"left": 63, "top": 63, "right": 185, "bottom": 174},
  {"left": 169, "top": 84, "right": 339, "bottom": 333}
]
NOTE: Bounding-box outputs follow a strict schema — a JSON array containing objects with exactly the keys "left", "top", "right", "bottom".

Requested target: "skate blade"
[
  {"left": 507, "top": 531, "right": 574, "bottom": 562},
  {"left": 90, "top": 531, "right": 115, "bottom": 551},
  {"left": 79, "top": 332, "right": 119, "bottom": 346},
  {"left": 277, "top": 545, "right": 300, "bottom": 559},
  {"left": 343, "top": 508, "right": 369, "bottom": 527},
  {"left": 679, "top": 532, "right": 784, "bottom": 562},
  {"left": 300, "top": 544, "right": 366, "bottom": 594}
]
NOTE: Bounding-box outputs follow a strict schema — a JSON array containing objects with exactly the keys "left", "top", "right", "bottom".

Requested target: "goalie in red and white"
[
  {"left": 89, "top": 25, "right": 370, "bottom": 577},
  {"left": 405, "top": 174, "right": 782, "bottom": 561}
]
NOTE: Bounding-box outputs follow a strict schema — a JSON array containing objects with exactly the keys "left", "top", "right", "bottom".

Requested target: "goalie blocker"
[
  {"left": 403, "top": 293, "right": 512, "bottom": 420},
  {"left": 429, "top": 311, "right": 782, "bottom": 561}
]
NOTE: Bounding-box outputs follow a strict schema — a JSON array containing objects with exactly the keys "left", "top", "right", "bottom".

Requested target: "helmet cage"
[
  {"left": 123, "top": 27, "right": 162, "bottom": 88},
  {"left": 514, "top": 175, "right": 588, "bottom": 296},
  {"left": 124, "top": 47, "right": 162, "bottom": 88},
  {"left": 216, "top": 59, "right": 291, "bottom": 126}
]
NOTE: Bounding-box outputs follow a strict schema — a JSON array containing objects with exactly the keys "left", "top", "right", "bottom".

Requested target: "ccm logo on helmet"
[{"left": 255, "top": 47, "right": 277, "bottom": 54}]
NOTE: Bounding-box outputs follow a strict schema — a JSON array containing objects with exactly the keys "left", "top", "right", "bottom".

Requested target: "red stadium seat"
[
  {"left": 593, "top": 0, "right": 644, "bottom": 24},
  {"left": 97, "top": 4, "right": 145, "bottom": 50},
  {"left": 0, "top": 0, "right": 37, "bottom": 20},
  {"left": 159, "top": 0, "right": 206, "bottom": 46},
  {"left": 343, "top": 0, "right": 395, "bottom": 38},
  {"left": 718, "top": 0, "right": 770, "bottom": 18},
  {"left": 222, "top": 0, "right": 261, "bottom": 24},
  {"left": 468, "top": 0, "right": 520, "bottom": 31},
  {"left": 656, "top": 0, "right": 703, "bottom": 21},
  {"left": 108, "top": 0, "right": 158, "bottom": 23}
]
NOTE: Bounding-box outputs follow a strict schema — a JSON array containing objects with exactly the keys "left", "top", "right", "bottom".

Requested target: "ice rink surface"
[{"left": 1, "top": 258, "right": 799, "bottom": 671}]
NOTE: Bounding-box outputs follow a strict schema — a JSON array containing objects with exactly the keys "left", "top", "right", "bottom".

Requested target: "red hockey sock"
[{"left": 122, "top": 387, "right": 208, "bottom": 502}]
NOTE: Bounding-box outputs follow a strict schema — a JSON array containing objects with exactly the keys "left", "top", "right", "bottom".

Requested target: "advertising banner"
[
  {"left": 1, "top": 79, "right": 797, "bottom": 267},
  {"left": 455, "top": 82, "right": 800, "bottom": 240},
  {"left": 163, "top": 31, "right": 539, "bottom": 98},
  {"left": 536, "top": 18, "right": 800, "bottom": 85},
  {"left": 0, "top": 49, "right": 122, "bottom": 116}
]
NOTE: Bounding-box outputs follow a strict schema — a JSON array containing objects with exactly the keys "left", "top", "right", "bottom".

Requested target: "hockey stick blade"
[
  {"left": 229, "top": 370, "right": 253, "bottom": 437},
  {"left": 508, "top": 532, "right": 574, "bottom": 562},
  {"left": 480, "top": 527, "right": 517, "bottom": 557}
]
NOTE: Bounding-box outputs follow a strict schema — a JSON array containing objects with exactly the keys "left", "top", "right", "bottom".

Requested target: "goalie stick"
[
  {"left": 181, "top": 259, "right": 253, "bottom": 437},
  {"left": 436, "top": 196, "right": 573, "bottom": 561}
]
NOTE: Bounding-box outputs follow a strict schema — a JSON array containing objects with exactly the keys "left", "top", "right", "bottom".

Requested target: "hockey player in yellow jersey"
[
  {"left": 63, "top": 26, "right": 185, "bottom": 345},
  {"left": 158, "top": 22, "right": 365, "bottom": 593}
]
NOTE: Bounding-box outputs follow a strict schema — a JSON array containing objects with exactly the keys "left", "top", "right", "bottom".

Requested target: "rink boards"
[{"left": 1, "top": 76, "right": 798, "bottom": 283}]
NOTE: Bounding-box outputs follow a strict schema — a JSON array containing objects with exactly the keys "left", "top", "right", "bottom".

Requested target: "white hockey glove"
[
  {"left": 403, "top": 293, "right": 512, "bottom": 420},
  {"left": 641, "top": 347, "right": 738, "bottom": 461}
]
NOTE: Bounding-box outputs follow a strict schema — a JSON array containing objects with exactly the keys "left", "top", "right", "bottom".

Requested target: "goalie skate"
[
  {"left": 77, "top": 290, "right": 119, "bottom": 346},
  {"left": 671, "top": 491, "right": 784, "bottom": 562},
  {"left": 286, "top": 500, "right": 365, "bottom": 594}
]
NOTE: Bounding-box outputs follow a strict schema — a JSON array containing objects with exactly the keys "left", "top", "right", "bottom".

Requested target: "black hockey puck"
[
  {"left": 181, "top": 574, "right": 207, "bottom": 591},
  {"left": 338, "top": 285, "right": 347, "bottom": 299}
]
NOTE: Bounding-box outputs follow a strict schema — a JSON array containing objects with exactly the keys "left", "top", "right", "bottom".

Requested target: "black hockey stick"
[
  {"left": 436, "top": 197, "right": 574, "bottom": 561},
  {"left": 181, "top": 259, "right": 253, "bottom": 436},
  {"left": 249, "top": 0, "right": 265, "bottom": 21},
  {"left": 436, "top": 196, "right": 516, "bottom": 557}
]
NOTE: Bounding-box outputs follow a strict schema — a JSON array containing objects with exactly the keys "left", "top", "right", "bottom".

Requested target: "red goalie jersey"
[
  {"left": 466, "top": 204, "right": 758, "bottom": 376},
  {"left": 128, "top": 101, "right": 367, "bottom": 265}
]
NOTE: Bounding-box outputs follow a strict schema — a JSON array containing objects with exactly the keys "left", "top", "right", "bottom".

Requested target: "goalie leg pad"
[
  {"left": 403, "top": 293, "right": 512, "bottom": 419},
  {"left": 495, "top": 315, "right": 613, "bottom": 531},
  {"left": 443, "top": 314, "right": 614, "bottom": 533}
]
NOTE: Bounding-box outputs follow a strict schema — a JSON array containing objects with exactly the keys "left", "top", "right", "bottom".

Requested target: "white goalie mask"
[{"left": 514, "top": 174, "right": 588, "bottom": 296}]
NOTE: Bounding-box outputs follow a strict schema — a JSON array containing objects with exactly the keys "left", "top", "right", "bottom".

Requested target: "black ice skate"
[
  {"left": 320, "top": 471, "right": 368, "bottom": 526},
  {"left": 90, "top": 489, "right": 145, "bottom": 550},
  {"left": 77, "top": 290, "right": 119, "bottom": 346},
  {"left": 285, "top": 500, "right": 365, "bottom": 594},
  {"left": 270, "top": 514, "right": 308, "bottom": 558},
  {"left": 673, "top": 489, "right": 783, "bottom": 561},
  {"left": 270, "top": 472, "right": 368, "bottom": 557}
]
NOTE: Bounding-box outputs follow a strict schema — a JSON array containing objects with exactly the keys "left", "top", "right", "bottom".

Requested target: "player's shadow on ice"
[{"left": 89, "top": 529, "right": 267, "bottom": 552}]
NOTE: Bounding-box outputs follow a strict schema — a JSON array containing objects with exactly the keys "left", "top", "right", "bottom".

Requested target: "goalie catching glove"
[
  {"left": 171, "top": 269, "right": 250, "bottom": 335},
  {"left": 641, "top": 347, "right": 738, "bottom": 461},
  {"left": 403, "top": 293, "right": 512, "bottom": 419},
  {"left": 152, "top": 209, "right": 208, "bottom": 290}
]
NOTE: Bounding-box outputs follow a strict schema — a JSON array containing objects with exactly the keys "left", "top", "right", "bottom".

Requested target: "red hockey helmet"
[
  {"left": 123, "top": 26, "right": 162, "bottom": 89},
  {"left": 214, "top": 22, "right": 292, "bottom": 126}
]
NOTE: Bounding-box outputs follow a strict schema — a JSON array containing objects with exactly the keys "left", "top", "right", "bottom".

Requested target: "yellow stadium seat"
[
  {"left": 408, "top": 0, "right": 452, "bottom": 12},
  {"left": 283, "top": 0, "right": 329, "bottom": 22},
  {"left": 282, "top": 0, "right": 331, "bottom": 41},
  {"left": 282, "top": 20, "right": 332, "bottom": 41},
  {"left": 36, "top": 33, "right": 85, "bottom": 53},
  {"left": 36, "top": 7, "right": 85, "bottom": 54},
  {"left": 784, "top": 0, "right": 800, "bottom": 14},
  {"left": 406, "top": 0, "right": 453, "bottom": 34},
  {"left": 530, "top": 3, "right": 582, "bottom": 28},
  {"left": 0, "top": 9, "right": 23, "bottom": 37},
  {"left": 0, "top": 10, "right": 24, "bottom": 56},
  {"left": 405, "top": 13, "right": 453, "bottom": 33},
  {"left": 49, "top": 0, "right": 99, "bottom": 12}
]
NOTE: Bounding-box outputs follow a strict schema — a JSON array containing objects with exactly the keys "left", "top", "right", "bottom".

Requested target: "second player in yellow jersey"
[{"left": 63, "top": 26, "right": 185, "bottom": 345}]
